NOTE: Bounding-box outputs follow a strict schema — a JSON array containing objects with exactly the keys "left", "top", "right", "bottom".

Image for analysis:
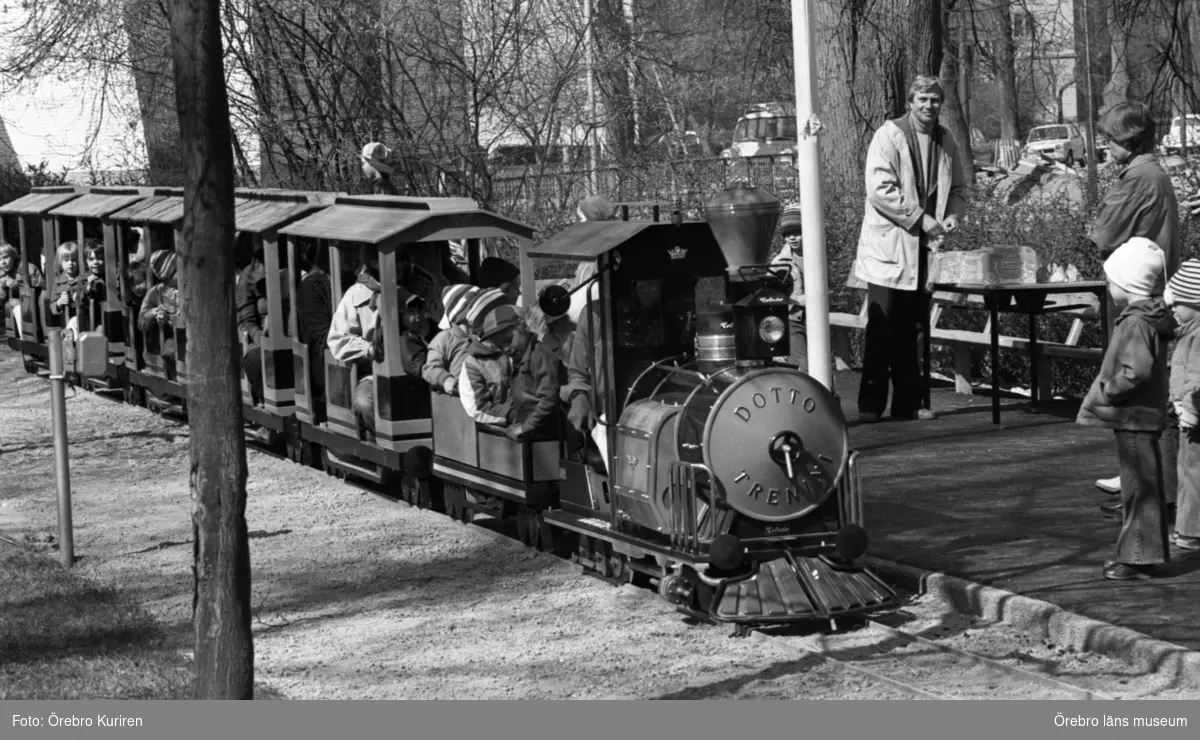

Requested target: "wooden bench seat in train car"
[
  {"left": 107, "top": 191, "right": 188, "bottom": 403},
  {"left": 0, "top": 186, "right": 83, "bottom": 358},
  {"left": 232, "top": 190, "right": 336, "bottom": 432},
  {"left": 46, "top": 187, "right": 163, "bottom": 384},
  {"left": 278, "top": 194, "right": 537, "bottom": 476}
]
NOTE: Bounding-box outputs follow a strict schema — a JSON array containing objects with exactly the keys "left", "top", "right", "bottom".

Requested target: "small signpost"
[{"left": 46, "top": 328, "right": 74, "bottom": 567}]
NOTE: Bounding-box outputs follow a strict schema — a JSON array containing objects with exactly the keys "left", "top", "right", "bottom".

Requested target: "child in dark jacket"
[
  {"left": 460, "top": 298, "right": 520, "bottom": 425},
  {"left": 1077, "top": 237, "right": 1174, "bottom": 580},
  {"left": 371, "top": 287, "right": 432, "bottom": 378},
  {"left": 1164, "top": 260, "right": 1200, "bottom": 551},
  {"left": 422, "top": 283, "right": 480, "bottom": 395},
  {"left": 49, "top": 241, "right": 82, "bottom": 321},
  {"left": 505, "top": 307, "right": 565, "bottom": 441}
]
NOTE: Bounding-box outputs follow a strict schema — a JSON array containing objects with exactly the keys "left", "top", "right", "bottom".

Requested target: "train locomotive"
[{"left": 0, "top": 182, "right": 898, "bottom": 629}]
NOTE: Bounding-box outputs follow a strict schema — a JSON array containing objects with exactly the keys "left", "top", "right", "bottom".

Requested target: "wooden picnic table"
[{"left": 927, "top": 281, "right": 1110, "bottom": 425}]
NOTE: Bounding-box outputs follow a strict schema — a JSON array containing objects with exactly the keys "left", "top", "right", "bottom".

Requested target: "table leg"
[
  {"left": 1028, "top": 311, "right": 1039, "bottom": 413},
  {"left": 990, "top": 302, "right": 1000, "bottom": 425}
]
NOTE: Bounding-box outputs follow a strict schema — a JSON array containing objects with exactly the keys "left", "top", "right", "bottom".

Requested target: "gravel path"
[{"left": 0, "top": 351, "right": 891, "bottom": 699}]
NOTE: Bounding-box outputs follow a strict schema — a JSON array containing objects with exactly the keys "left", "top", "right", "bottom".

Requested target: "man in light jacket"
[{"left": 852, "top": 75, "right": 967, "bottom": 423}]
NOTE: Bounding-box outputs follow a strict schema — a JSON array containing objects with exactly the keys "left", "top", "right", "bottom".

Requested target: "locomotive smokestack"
[
  {"left": 703, "top": 184, "right": 782, "bottom": 272},
  {"left": 703, "top": 185, "right": 790, "bottom": 369}
]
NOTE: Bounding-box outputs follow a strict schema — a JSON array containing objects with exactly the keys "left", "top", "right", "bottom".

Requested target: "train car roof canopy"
[
  {"left": 526, "top": 220, "right": 674, "bottom": 260},
  {"left": 278, "top": 201, "right": 535, "bottom": 244},
  {"left": 107, "top": 195, "right": 185, "bottom": 225},
  {"left": 48, "top": 191, "right": 154, "bottom": 219},
  {"left": 0, "top": 189, "right": 82, "bottom": 215},
  {"left": 235, "top": 197, "right": 328, "bottom": 234}
]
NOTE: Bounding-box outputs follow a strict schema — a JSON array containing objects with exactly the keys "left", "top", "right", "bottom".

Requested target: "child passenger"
[
  {"left": 1163, "top": 260, "right": 1200, "bottom": 551},
  {"left": 138, "top": 251, "right": 181, "bottom": 369},
  {"left": 458, "top": 293, "right": 520, "bottom": 425},
  {"left": 50, "top": 241, "right": 82, "bottom": 321},
  {"left": 422, "top": 283, "right": 480, "bottom": 395},
  {"left": 0, "top": 242, "right": 21, "bottom": 332},
  {"left": 505, "top": 306, "right": 564, "bottom": 442},
  {"left": 1076, "top": 237, "right": 1174, "bottom": 580}
]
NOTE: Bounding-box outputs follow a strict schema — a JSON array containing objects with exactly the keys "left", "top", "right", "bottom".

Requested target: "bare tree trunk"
[
  {"left": 986, "top": 0, "right": 1020, "bottom": 139},
  {"left": 940, "top": 0, "right": 975, "bottom": 185},
  {"left": 126, "top": 0, "right": 185, "bottom": 184},
  {"left": 166, "top": 0, "right": 254, "bottom": 700},
  {"left": 813, "top": 0, "right": 943, "bottom": 195}
]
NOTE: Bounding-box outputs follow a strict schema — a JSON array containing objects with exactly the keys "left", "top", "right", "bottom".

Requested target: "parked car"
[
  {"left": 720, "top": 102, "right": 797, "bottom": 163},
  {"left": 1024, "top": 123, "right": 1087, "bottom": 167},
  {"left": 1161, "top": 114, "right": 1200, "bottom": 154}
]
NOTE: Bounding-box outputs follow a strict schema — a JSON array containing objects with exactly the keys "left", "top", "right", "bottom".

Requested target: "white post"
[{"left": 791, "top": 0, "right": 833, "bottom": 391}]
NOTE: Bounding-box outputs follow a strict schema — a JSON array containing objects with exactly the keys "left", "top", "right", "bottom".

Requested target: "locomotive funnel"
[{"left": 704, "top": 185, "right": 782, "bottom": 271}]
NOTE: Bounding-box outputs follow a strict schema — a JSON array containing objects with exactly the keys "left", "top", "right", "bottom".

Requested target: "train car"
[
  {"left": 276, "top": 194, "right": 537, "bottom": 487},
  {"left": 233, "top": 188, "right": 337, "bottom": 448},
  {"left": 0, "top": 186, "right": 83, "bottom": 366},
  {"left": 106, "top": 188, "right": 187, "bottom": 409},
  {"left": 45, "top": 187, "right": 170, "bottom": 390}
]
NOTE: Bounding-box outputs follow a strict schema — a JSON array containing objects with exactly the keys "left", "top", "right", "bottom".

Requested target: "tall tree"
[
  {"left": 981, "top": 0, "right": 1020, "bottom": 140},
  {"left": 125, "top": 0, "right": 184, "bottom": 184},
  {"left": 940, "top": 0, "right": 975, "bottom": 185},
  {"left": 166, "top": 0, "right": 254, "bottom": 699},
  {"left": 812, "top": 0, "right": 944, "bottom": 194}
]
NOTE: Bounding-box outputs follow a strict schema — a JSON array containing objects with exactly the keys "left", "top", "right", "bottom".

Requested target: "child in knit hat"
[
  {"left": 1077, "top": 236, "right": 1175, "bottom": 580},
  {"left": 1164, "top": 259, "right": 1200, "bottom": 551},
  {"left": 458, "top": 296, "right": 520, "bottom": 425},
  {"left": 771, "top": 202, "right": 806, "bottom": 371},
  {"left": 422, "top": 283, "right": 480, "bottom": 395}
]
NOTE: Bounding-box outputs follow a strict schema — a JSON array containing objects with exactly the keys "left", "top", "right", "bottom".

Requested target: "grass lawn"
[{"left": 0, "top": 538, "right": 193, "bottom": 699}]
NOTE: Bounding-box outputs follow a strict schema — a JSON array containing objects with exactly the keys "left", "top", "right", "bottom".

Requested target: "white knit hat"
[{"left": 1103, "top": 237, "right": 1166, "bottom": 297}]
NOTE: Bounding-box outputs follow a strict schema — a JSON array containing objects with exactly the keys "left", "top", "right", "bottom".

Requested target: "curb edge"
[{"left": 865, "top": 555, "right": 1200, "bottom": 691}]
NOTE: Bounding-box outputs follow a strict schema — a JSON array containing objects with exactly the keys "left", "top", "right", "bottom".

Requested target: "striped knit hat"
[
  {"left": 465, "top": 287, "right": 510, "bottom": 335},
  {"left": 778, "top": 202, "right": 803, "bottom": 235},
  {"left": 442, "top": 284, "right": 480, "bottom": 326},
  {"left": 1166, "top": 259, "right": 1200, "bottom": 307},
  {"left": 477, "top": 303, "right": 521, "bottom": 340},
  {"left": 149, "top": 250, "right": 177, "bottom": 282}
]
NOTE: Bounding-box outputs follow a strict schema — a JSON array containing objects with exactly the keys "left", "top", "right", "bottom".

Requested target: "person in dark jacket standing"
[
  {"left": 1076, "top": 237, "right": 1174, "bottom": 580},
  {"left": 1087, "top": 101, "right": 1182, "bottom": 510}
]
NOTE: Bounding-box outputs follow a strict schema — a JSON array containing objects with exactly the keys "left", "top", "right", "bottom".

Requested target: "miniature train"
[{"left": 0, "top": 183, "right": 898, "bottom": 628}]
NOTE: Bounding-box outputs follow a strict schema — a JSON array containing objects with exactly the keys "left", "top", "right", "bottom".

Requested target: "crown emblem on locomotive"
[{"left": 667, "top": 245, "right": 687, "bottom": 260}]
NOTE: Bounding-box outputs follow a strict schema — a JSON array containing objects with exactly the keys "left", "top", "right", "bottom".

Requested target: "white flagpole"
[{"left": 791, "top": 0, "right": 833, "bottom": 391}]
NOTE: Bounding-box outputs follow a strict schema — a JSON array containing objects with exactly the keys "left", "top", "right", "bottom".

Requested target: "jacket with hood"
[
  {"left": 1169, "top": 312, "right": 1200, "bottom": 426},
  {"left": 422, "top": 324, "right": 471, "bottom": 389},
  {"left": 510, "top": 335, "right": 563, "bottom": 436},
  {"left": 459, "top": 336, "right": 513, "bottom": 425},
  {"left": 327, "top": 273, "right": 380, "bottom": 367},
  {"left": 1077, "top": 297, "right": 1175, "bottom": 432}
]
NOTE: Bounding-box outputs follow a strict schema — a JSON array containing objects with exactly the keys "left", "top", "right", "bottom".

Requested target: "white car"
[
  {"left": 1024, "top": 123, "right": 1087, "bottom": 166},
  {"left": 1162, "top": 115, "right": 1200, "bottom": 154}
]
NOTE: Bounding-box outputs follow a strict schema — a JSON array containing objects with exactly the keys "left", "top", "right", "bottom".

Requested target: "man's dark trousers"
[{"left": 857, "top": 280, "right": 927, "bottom": 418}]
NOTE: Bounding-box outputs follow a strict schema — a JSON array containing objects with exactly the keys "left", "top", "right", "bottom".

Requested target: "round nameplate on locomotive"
[{"left": 703, "top": 369, "right": 848, "bottom": 522}]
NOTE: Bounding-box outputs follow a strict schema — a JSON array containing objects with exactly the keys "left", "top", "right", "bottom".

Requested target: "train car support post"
[{"left": 47, "top": 328, "right": 75, "bottom": 567}]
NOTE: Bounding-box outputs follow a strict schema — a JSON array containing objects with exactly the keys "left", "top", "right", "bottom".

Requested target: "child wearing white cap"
[
  {"left": 1164, "top": 259, "right": 1200, "bottom": 551},
  {"left": 1077, "top": 237, "right": 1175, "bottom": 580}
]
